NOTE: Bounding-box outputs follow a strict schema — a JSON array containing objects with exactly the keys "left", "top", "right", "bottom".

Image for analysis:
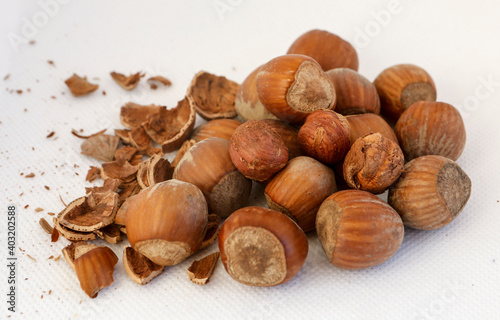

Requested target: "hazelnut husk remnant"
[
  {"left": 187, "top": 71, "right": 239, "bottom": 120},
  {"left": 126, "top": 180, "right": 208, "bottom": 266},
  {"left": 123, "top": 246, "right": 164, "bottom": 285},
  {"left": 374, "top": 64, "right": 436, "bottom": 121},
  {"left": 265, "top": 156, "right": 337, "bottom": 232},
  {"left": 65, "top": 74, "right": 99, "bottom": 97},
  {"left": 218, "top": 207, "right": 308, "bottom": 287},
  {"left": 346, "top": 113, "right": 398, "bottom": 145},
  {"left": 229, "top": 120, "right": 289, "bottom": 181},
  {"left": 187, "top": 252, "right": 220, "bottom": 285},
  {"left": 235, "top": 66, "right": 279, "bottom": 121},
  {"left": 173, "top": 137, "right": 252, "bottom": 218},
  {"left": 395, "top": 101, "right": 466, "bottom": 161},
  {"left": 388, "top": 155, "right": 471, "bottom": 230},
  {"left": 326, "top": 68, "right": 380, "bottom": 115},
  {"left": 190, "top": 119, "right": 242, "bottom": 143},
  {"left": 287, "top": 29, "right": 359, "bottom": 71},
  {"left": 343, "top": 133, "right": 404, "bottom": 194},
  {"left": 316, "top": 190, "right": 404, "bottom": 269},
  {"left": 256, "top": 54, "right": 336, "bottom": 124},
  {"left": 298, "top": 109, "right": 351, "bottom": 165}
]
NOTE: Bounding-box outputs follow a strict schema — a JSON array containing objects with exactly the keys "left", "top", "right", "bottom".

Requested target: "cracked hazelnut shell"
[
  {"left": 287, "top": 29, "right": 359, "bottom": 71},
  {"left": 265, "top": 156, "right": 337, "bottom": 232},
  {"left": 374, "top": 64, "right": 436, "bottom": 121},
  {"left": 316, "top": 190, "right": 404, "bottom": 269},
  {"left": 218, "top": 206, "right": 308, "bottom": 287},
  {"left": 346, "top": 113, "right": 398, "bottom": 145},
  {"left": 395, "top": 101, "right": 466, "bottom": 161},
  {"left": 326, "top": 68, "right": 380, "bottom": 115},
  {"left": 126, "top": 180, "right": 208, "bottom": 266},
  {"left": 343, "top": 133, "right": 404, "bottom": 194},
  {"left": 173, "top": 137, "right": 252, "bottom": 219},
  {"left": 256, "top": 54, "right": 336, "bottom": 124},
  {"left": 298, "top": 109, "right": 351, "bottom": 165},
  {"left": 388, "top": 155, "right": 471, "bottom": 230}
]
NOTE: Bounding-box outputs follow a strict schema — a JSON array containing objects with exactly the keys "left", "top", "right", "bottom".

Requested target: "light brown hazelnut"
[
  {"left": 346, "top": 113, "right": 398, "bottom": 145},
  {"left": 190, "top": 118, "right": 242, "bottom": 142}
]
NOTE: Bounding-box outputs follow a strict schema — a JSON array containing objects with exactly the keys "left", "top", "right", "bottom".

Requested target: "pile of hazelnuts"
[{"left": 126, "top": 29, "right": 471, "bottom": 288}]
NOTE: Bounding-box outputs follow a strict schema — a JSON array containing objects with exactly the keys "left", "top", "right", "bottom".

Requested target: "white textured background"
[{"left": 1, "top": 1, "right": 500, "bottom": 319}]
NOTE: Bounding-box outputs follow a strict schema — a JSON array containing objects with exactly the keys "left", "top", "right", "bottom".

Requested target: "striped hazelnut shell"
[
  {"left": 218, "top": 206, "right": 308, "bottom": 287},
  {"left": 126, "top": 180, "right": 208, "bottom": 266},
  {"left": 316, "top": 190, "right": 404, "bottom": 269},
  {"left": 388, "top": 155, "right": 471, "bottom": 230},
  {"left": 346, "top": 113, "right": 398, "bottom": 145},
  {"left": 256, "top": 54, "right": 336, "bottom": 124},
  {"left": 395, "top": 101, "right": 466, "bottom": 161},
  {"left": 173, "top": 137, "right": 252, "bottom": 219},
  {"left": 190, "top": 118, "right": 242, "bottom": 143},
  {"left": 265, "top": 156, "right": 337, "bottom": 232}
]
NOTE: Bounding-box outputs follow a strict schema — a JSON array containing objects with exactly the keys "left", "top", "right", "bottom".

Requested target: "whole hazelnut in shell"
[
  {"left": 173, "top": 137, "right": 252, "bottom": 219},
  {"left": 395, "top": 101, "right": 466, "bottom": 161},
  {"left": 316, "top": 190, "right": 404, "bottom": 269},
  {"left": 218, "top": 206, "right": 308, "bottom": 287},
  {"left": 388, "top": 155, "right": 471, "bottom": 230},
  {"left": 126, "top": 180, "right": 208, "bottom": 266}
]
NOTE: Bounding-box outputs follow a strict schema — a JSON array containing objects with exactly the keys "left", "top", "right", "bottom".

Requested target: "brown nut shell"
[
  {"left": 190, "top": 119, "right": 242, "bottom": 142},
  {"left": 388, "top": 155, "right": 471, "bottom": 230},
  {"left": 186, "top": 71, "right": 239, "bottom": 120},
  {"left": 343, "top": 133, "right": 404, "bottom": 194},
  {"left": 316, "top": 190, "right": 404, "bottom": 269},
  {"left": 395, "top": 101, "right": 466, "bottom": 161},
  {"left": 218, "top": 207, "right": 308, "bottom": 287},
  {"left": 298, "top": 109, "right": 351, "bottom": 165},
  {"left": 326, "top": 68, "right": 380, "bottom": 115},
  {"left": 229, "top": 120, "right": 289, "bottom": 181},
  {"left": 265, "top": 156, "right": 337, "bottom": 232},
  {"left": 260, "top": 119, "right": 302, "bottom": 159},
  {"left": 374, "top": 64, "right": 436, "bottom": 121},
  {"left": 126, "top": 180, "right": 208, "bottom": 266},
  {"left": 235, "top": 66, "right": 279, "bottom": 121},
  {"left": 73, "top": 246, "right": 118, "bottom": 298},
  {"left": 123, "top": 246, "right": 164, "bottom": 285},
  {"left": 173, "top": 137, "right": 252, "bottom": 219},
  {"left": 256, "top": 54, "right": 336, "bottom": 124},
  {"left": 287, "top": 29, "right": 359, "bottom": 71},
  {"left": 346, "top": 113, "right": 398, "bottom": 145}
]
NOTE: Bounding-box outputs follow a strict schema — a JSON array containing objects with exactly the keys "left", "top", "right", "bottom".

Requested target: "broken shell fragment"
[
  {"left": 65, "top": 74, "right": 99, "bottom": 97},
  {"left": 123, "top": 246, "right": 164, "bottom": 285},
  {"left": 110, "top": 71, "right": 144, "bottom": 90},
  {"left": 187, "top": 71, "right": 239, "bottom": 120},
  {"left": 187, "top": 252, "right": 220, "bottom": 285},
  {"left": 81, "top": 134, "right": 120, "bottom": 162},
  {"left": 120, "top": 102, "right": 161, "bottom": 129}
]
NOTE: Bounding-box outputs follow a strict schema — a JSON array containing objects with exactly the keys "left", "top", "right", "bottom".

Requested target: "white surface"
[{"left": 1, "top": 1, "right": 500, "bottom": 319}]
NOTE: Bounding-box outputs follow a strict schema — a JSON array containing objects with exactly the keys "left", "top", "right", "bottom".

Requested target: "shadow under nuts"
[
  {"left": 388, "top": 155, "right": 471, "bottom": 230},
  {"left": 265, "top": 156, "right": 337, "bottom": 232},
  {"left": 173, "top": 137, "right": 252, "bottom": 219},
  {"left": 218, "top": 206, "right": 308, "bottom": 287},
  {"left": 316, "top": 190, "right": 404, "bottom": 269},
  {"left": 343, "top": 133, "right": 404, "bottom": 194},
  {"left": 126, "top": 180, "right": 208, "bottom": 266}
]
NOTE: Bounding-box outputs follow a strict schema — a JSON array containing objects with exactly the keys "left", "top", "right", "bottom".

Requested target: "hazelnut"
[
  {"left": 346, "top": 113, "right": 398, "bottom": 145},
  {"left": 326, "top": 68, "right": 380, "bottom": 115},
  {"left": 229, "top": 120, "right": 289, "bottom": 181},
  {"left": 260, "top": 119, "right": 302, "bottom": 159},
  {"left": 265, "top": 156, "right": 337, "bottom": 232},
  {"left": 173, "top": 137, "right": 252, "bottom": 218},
  {"left": 374, "top": 64, "right": 436, "bottom": 121},
  {"left": 190, "top": 118, "right": 242, "bottom": 142},
  {"left": 298, "top": 109, "right": 351, "bottom": 165},
  {"left": 395, "top": 101, "right": 466, "bottom": 161},
  {"left": 343, "top": 133, "right": 404, "bottom": 194},
  {"left": 218, "top": 206, "right": 308, "bottom": 287},
  {"left": 287, "top": 29, "right": 359, "bottom": 71},
  {"left": 256, "top": 54, "right": 336, "bottom": 124},
  {"left": 316, "top": 190, "right": 404, "bottom": 269},
  {"left": 126, "top": 180, "right": 208, "bottom": 266},
  {"left": 388, "top": 155, "right": 471, "bottom": 230},
  {"left": 234, "top": 66, "right": 279, "bottom": 121}
]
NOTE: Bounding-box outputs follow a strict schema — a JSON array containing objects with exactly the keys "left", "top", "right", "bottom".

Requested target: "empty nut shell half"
[{"left": 388, "top": 155, "right": 471, "bottom": 230}]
